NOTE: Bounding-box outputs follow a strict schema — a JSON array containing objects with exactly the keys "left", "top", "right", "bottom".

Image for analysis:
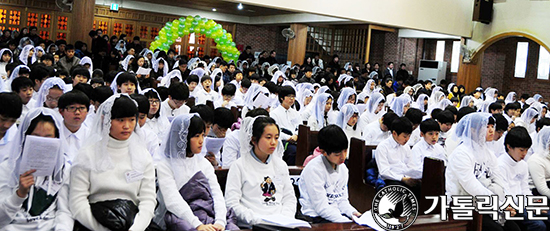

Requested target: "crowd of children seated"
[{"left": 1, "top": 27, "right": 550, "bottom": 231}]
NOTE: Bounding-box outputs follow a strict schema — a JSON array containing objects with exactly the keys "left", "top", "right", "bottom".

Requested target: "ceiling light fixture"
[
  {"left": 237, "top": 3, "right": 243, "bottom": 10},
  {"left": 212, "top": 8, "right": 217, "bottom": 11}
]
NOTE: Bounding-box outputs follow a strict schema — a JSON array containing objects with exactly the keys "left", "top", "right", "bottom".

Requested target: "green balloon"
[
  {"left": 222, "top": 34, "right": 227, "bottom": 40},
  {"left": 166, "top": 22, "right": 173, "bottom": 28},
  {"left": 206, "top": 29, "right": 212, "bottom": 36},
  {"left": 186, "top": 15, "right": 193, "bottom": 21},
  {"left": 183, "top": 29, "right": 190, "bottom": 34},
  {"left": 185, "top": 21, "right": 192, "bottom": 27},
  {"left": 230, "top": 42, "right": 236, "bottom": 47},
  {"left": 179, "top": 18, "right": 185, "bottom": 24},
  {"left": 200, "top": 28, "right": 206, "bottom": 34},
  {"left": 215, "top": 37, "right": 221, "bottom": 43}
]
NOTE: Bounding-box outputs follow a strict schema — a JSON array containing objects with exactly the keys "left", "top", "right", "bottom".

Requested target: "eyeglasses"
[
  {"left": 46, "top": 95, "right": 60, "bottom": 102},
  {"left": 149, "top": 99, "right": 160, "bottom": 105},
  {"left": 64, "top": 106, "right": 88, "bottom": 112}
]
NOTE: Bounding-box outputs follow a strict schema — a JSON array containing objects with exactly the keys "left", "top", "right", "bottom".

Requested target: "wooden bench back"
[
  {"left": 348, "top": 138, "right": 377, "bottom": 212},
  {"left": 420, "top": 157, "right": 446, "bottom": 215},
  {"left": 296, "top": 125, "right": 318, "bottom": 166}
]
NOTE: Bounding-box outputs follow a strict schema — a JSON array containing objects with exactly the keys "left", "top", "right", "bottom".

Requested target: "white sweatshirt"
[
  {"left": 160, "top": 100, "right": 190, "bottom": 118},
  {"left": 0, "top": 161, "right": 73, "bottom": 231},
  {"left": 498, "top": 154, "right": 531, "bottom": 199},
  {"left": 527, "top": 152, "right": 550, "bottom": 197},
  {"left": 376, "top": 136, "right": 419, "bottom": 181},
  {"left": 410, "top": 138, "right": 447, "bottom": 179},
  {"left": 156, "top": 155, "right": 226, "bottom": 228},
  {"left": 270, "top": 105, "right": 301, "bottom": 141},
  {"left": 224, "top": 149, "right": 296, "bottom": 227},
  {"left": 362, "top": 120, "right": 390, "bottom": 146},
  {"left": 299, "top": 155, "right": 357, "bottom": 222},
  {"left": 446, "top": 143, "right": 507, "bottom": 202},
  {"left": 220, "top": 129, "right": 285, "bottom": 168},
  {"left": 69, "top": 137, "right": 156, "bottom": 231}
]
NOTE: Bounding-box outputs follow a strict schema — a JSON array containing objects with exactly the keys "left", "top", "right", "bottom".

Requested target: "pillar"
[
  {"left": 287, "top": 24, "right": 307, "bottom": 66},
  {"left": 70, "top": 0, "right": 95, "bottom": 44}
]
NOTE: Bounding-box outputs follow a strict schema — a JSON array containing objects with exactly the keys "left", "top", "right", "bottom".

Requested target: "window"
[
  {"left": 9, "top": 10, "right": 20, "bottom": 25},
  {"left": 537, "top": 46, "right": 550, "bottom": 80},
  {"left": 27, "top": 12, "right": 37, "bottom": 27},
  {"left": 40, "top": 14, "right": 50, "bottom": 28},
  {"left": 57, "top": 16, "right": 67, "bottom": 30},
  {"left": 514, "top": 42, "right": 529, "bottom": 78},
  {"left": 450, "top": 41, "right": 460, "bottom": 73},
  {"left": 435, "top": 40, "right": 445, "bottom": 62}
]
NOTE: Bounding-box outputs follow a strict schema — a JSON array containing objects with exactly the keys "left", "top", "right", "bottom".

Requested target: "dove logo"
[{"left": 372, "top": 185, "right": 419, "bottom": 230}]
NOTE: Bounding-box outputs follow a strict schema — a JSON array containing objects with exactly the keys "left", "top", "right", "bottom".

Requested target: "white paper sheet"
[
  {"left": 253, "top": 93, "right": 270, "bottom": 109},
  {"left": 204, "top": 137, "right": 226, "bottom": 154},
  {"left": 18, "top": 135, "right": 61, "bottom": 176},
  {"left": 352, "top": 210, "right": 385, "bottom": 231},
  {"left": 137, "top": 67, "right": 152, "bottom": 75},
  {"left": 260, "top": 214, "right": 311, "bottom": 228}
]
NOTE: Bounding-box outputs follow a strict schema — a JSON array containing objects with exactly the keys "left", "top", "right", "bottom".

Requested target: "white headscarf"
[
  {"left": 429, "top": 88, "right": 444, "bottom": 105},
  {"left": 313, "top": 93, "right": 333, "bottom": 127},
  {"left": 337, "top": 87, "right": 356, "bottom": 110},
  {"left": 454, "top": 112, "right": 493, "bottom": 150},
  {"left": 189, "top": 68, "right": 206, "bottom": 78},
  {"left": 141, "top": 88, "right": 170, "bottom": 131},
  {"left": 242, "top": 84, "right": 264, "bottom": 110},
  {"left": 7, "top": 108, "right": 67, "bottom": 195},
  {"left": 459, "top": 95, "right": 474, "bottom": 109},
  {"left": 271, "top": 70, "right": 287, "bottom": 84},
  {"left": 364, "top": 92, "right": 385, "bottom": 121},
  {"left": 239, "top": 60, "right": 248, "bottom": 71},
  {"left": 187, "top": 57, "right": 201, "bottom": 70},
  {"left": 413, "top": 94, "right": 429, "bottom": 113},
  {"left": 121, "top": 55, "right": 134, "bottom": 72},
  {"left": 534, "top": 94, "right": 543, "bottom": 102},
  {"left": 18, "top": 37, "right": 34, "bottom": 50},
  {"left": 484, "top": 88, "right": 498, "bottom": 103},
  {"left": 160, "top": 69, "right": 183, "bottom": 88},
  {"left": 389, "top": 94, "right": 411, "bottom": 117},
  {"left": 153, "top": 57, "right": 169, "bottom": 77},
  {"left": 115, "top": 40, "right": 126, "bottom": 54},
  {"left": 519, "top": 107, "right": 539, "bottom": 133},
  {"left": 336, "top": 104, "right": 359, "bottom": 129},
  {"left": 0, "top": 48, "right": 13, "bottom": 63},
  {"left": 33, "top": 46, "right": 45, "bottom": 62},
  {"left": 35, "top": 77, "right": 68, "bottom": 108},
  {"left": 312, "top": 66, "right": 321, "bottom": 76},
  {"left": 19, "top": 44, "right": 36, "bottom": 66},
  {"left": 267, "top": 65, "right": 279, "bottom": 76},
  {"left": 4, "top": 65, "right": 30, "bottom": 92},
  {"left": 73, "top": 94, "right": 148, "bottom": 172},
  {"left": 534, "top": 126, "right": 550, "bottom": 156},
  {"left": 79, "top": 56, "right": 93, "bottom": 76},
  {"left": 505, "top": 92, "right": 516, "bottom": 104},
  {"left": 297, "top": 89, "right": 313, "bottom": 111},
  {"left": 46, "top": 44, "right": 58, "bottom": 54}
]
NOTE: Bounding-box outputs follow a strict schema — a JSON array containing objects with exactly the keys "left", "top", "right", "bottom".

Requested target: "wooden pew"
[
  {"left": 206, "top": 100, "right": 214, "bottom": 110},
  {"left": 348, "top": 138, "right": 377, "bottom": 212},
  {"left": 185, "top": 97, "right": 195, "bottom": 108},
  {"left": 230, "top": 106, "right": 238, "bottom": 123},
  {"left": 420, "top": 157, "right": 446, "bottom": 215},
  {"left": 295, "top": 125, "right": 318, "bottom": 166}
]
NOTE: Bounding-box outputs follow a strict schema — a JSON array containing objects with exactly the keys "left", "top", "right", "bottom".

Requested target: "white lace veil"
[
  {"left": 153, "top": 58, "right": 169, "bottom": 77},
  {"left": 337, "top": 87, "right": 356, "bottom": 110},
  {"left": 19, "top": 44, "right": 36, "bottom": 66},
  {"left": 4, "top": 65, "right": 30, "bottom": 92},
  {"left": 160, "top": 69, "right": 183, "bottom": 88},
  {"left": 460, "top": 96, "right": 474, "bottom": 109},
  {"left": 336, "top": 103, "right": 359, "bottom": 129},
  {"left": 121, "top": 55, "right": 134, "bottom": 71},
  {"left": 189, "top": 68, "right": 206, "bottom": 78},
  {"left": 33, "top": 46, "right": 44, "bottom": 62},
  {"left": 414, "top": 94, "right": 429, "bottom": 113},
  {"left": 389, "top": 94, "right": 411, "bottom": 117},
  {"left": 365, "top": 92, "right": 385, "bottom": 118},
  {"left": 313, "top": 93, "right": 333, "bottom": 126},
  {"left": 73, "top": 94, "right": 148, "bottom": 172},
  {"left": 0, "top": 48, "right": 13, "bottom": 63},
  {"left": 79, "top": 56, "right": 93, "bottom": 76},
  {"left": 453, "top": 112, "right": 493, "bottom": 150},
  {"left": 505, "top": 92, "right": 516, "bottom": 104},
  {"left": 7, "top": 107, "right": 67, "bottom": 195},
  {"left": 35, "top": 77, "right": 69, "bottom": 108},
  {"left": 534, "top": 126, "right": 550, "bottom": 156}
]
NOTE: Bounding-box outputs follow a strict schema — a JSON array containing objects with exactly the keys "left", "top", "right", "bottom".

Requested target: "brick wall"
[
  {"left": 422, "top": 39, "right": 457, "bottom": 83},
  {"left": 481, "top": 37, "right": 550, "bottom": 99},
  {"left": 234, "top": 24, "right": 288, "bottom": 60},
  {"left": 369, "top": 31, "right": 421, "bottom": 78}
]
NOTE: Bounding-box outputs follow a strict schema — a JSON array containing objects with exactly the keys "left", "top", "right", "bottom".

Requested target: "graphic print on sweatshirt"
[
  {"left": 473, "top": 162, "right": 492, "bottom": 179},
  {"left": 261, "top": 176, "right": 278, "bottom": 205}
]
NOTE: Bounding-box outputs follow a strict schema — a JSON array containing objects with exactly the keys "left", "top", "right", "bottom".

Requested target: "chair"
[{"left": 295, "top": 125, "right": 318, "bottom": 166}]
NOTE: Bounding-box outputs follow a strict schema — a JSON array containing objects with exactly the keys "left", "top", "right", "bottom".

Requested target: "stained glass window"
[
  {"left": 56, "top": 32, "right": 66, "bottom": 40},
  {"left": 27, "top": 12, "right": 37, "bottom": 26},
  {"left": 113, "top": 23, "right": 122, "bottom": 36},
  {"left": 39, "top": 31, "right": 49, "bottom": 40},
  {"left": 150, "top": 27, "right": 159, "bottom": 39},
  {"left": 57, "top": 16, "right": 68, "bottom": 30},
  {"left": 0, "top": 10, "right": 6, "bottom": 24},
  {"left": 9, "top": 10, "right": 20, "bottom": 25},
  {"left": 125, "top": 24, "right": 133, "bottom": 37},
  {"left": 140, "top": 26, "right": 147, "bottom": 38},
  {"left": 40, "top": 14, "right": 50, "bottom": 28}
]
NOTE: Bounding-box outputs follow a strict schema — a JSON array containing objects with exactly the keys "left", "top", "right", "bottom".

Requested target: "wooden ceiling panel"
[{"left": 132, "top": 0, "right": 295, "bottom": 16}]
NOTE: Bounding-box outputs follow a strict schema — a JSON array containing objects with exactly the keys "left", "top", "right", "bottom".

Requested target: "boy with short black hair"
[
  {"left": 497, "top": 127, "right": 548, "bottom": 229},
  {"left": 488, "top": 114, "right": 510, "bottom": 158},
  {"left": 299, "top": 125, "right": 361, "bottom": 223},
  {"left": 84, "top": 85, "right": 113, "bottom": 128},
  {"left": 230, "top": 69, "right": 243, "bottom": 89},
  {"left": 405, "top": 108, "right": 423, "bottom": 146},
  {"left": 29, "top": 64, "right": 51, "bottom": 101},
  {"left": 362, "top": 112, "right": 398, "bottom": 145},
  {"left": 489, "top": 102, "right": 503, "bottom": 114},
  {"left": 58, "top": 90, "right": 90, "bottom": 163},
  {"left": 270, "top": 85, "right": 301, "bottom": 165},
  {"left": 130, "top": 93, "right": 158, "bottom": 157},
  {"left": 215, "top": 83, "right": 237, "bottom": 109},
  {"left": 435, "top": 110, "right": 455, "bottom": 146},
  {"left": 190, "top": 104, "right": 214, "bottom": 135},
  {"left": 504, "top": 102, "right": 521, "bottom": 124},
  {"left": 70, "top": 65, "right": 91, "bottom": 87},
  {"left": 195, "top": 75, "right": 220, "bottom": 105},
  {"left": 376, "top": 117, "right": 421, "bottom": 194},
  {"left": 58, "top": 44, "right": 80, "bottom": 74},
  {"left": 186, "top": 74, "right": 200, "bottom": 97},
  {"left": 202, "top": 107, "right": 235, "bottom": 166},
  {"left": 0, "top": 92, "right": 22, "bottom": 159},
  {"left": 11, "top": 77, "right": 35, "bottom": 124},
  {"left": 411, "top": 119, "right": 446, "bottom": 178},
  {"left": 161, "top": 82, "right": 190, "bottom": 118},
  {"left": 115, "top": 72, "right": 138, "bottom": 94},
  {"left": 234, "top": 78, "right": 250, "bottom": 106}
]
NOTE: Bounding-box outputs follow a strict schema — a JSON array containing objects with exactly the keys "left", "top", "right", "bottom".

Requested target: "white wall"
[
  {"left": 224, "top": 0, "right": 475, "bottom": 37},
  {"left": 468, "top": 0, "right": 550, "bottom": 53}
]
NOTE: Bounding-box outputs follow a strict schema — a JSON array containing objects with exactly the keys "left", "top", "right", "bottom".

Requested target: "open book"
[
  {"left": 260, "top": 214, "right": 311, "bottom": 228},
  {"left": 352, "top": 210, "right": 385, "bottom": 231}
]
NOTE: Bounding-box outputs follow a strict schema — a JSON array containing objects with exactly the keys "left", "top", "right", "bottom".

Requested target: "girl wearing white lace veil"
[
  {"left": 225, "top": 116, "right": 296, "bottom": 227},
  {"left": 0, "top": 107, "right": 72, "bottom": 230},
  {"left": 35, "top": 77, "right": 68, "bottom": 109},
  {"left": 534, "top": 94, "right": 544, "bottom": 103},
  {"left": 389, "top": 94, "right": 411, "bottom": 117},
  {"left": 189, "top": 67, "right": 206, "bottom": 79},
  {"left": 110, "top": 72, "right": 141, "bottom": 94},
  {"left": 413, "top": 94, "right": 429, "bottom": 113},
  {"left": 154, "top": 114, "right": 239, "bottom": 230},
  {"left": 46, "top": 44, "right": 58, "bottom": 55},
  {"left": 159, "top": 69, "right": 183, "bottom": 88},
  {"left": 33, "top": 46, "right": 45, "bottom": 62},
  {"left": 4, "top": 64, "right": 30, "bottom": 92},
  {"left": 357, "top": 79, "right": 376, "bottom": 102},
  {"left": 505, "top": 92, "right": 517, "bottom": 104},
  {"left": 307, "top": 93, "right": 333, "bottom": 131},
  {"left": 358, "top": 92, "right": 386, "bottom": 128},
  {"left": 445, "top": 113, "right": 514, "bottom": 229},
  {"left": 114, "top": 40, "right": 126, "bottom": 55},
  {"left": 427, "top": 91, "right": 445, "bottom": 114},
  {"left": 241, "top": 83, "right": 268, "bottom": 117},
  {"left": 19, "top": 44, "right": 36, "bottom": 66},
  {"left": 428, "top": 86, "right": 442, "bottom": 105},
  {"left": 120, "top": 55, "right": 134, "bottom": 72},
  {"left": 527, "top": 126, "right": 550, "bottom": 198},
  {"left": 515, "top": 107, "right": 539, "bottom": 135},
  {"left": 335, "top": 104, "right": 361, "bottom": 154},
  {"left": 298, "top": 89, "right": 314, "bottom": 121},
  {"left": 142, "top": 88, "right": 170, "bottom": 146},
  {"left": 0, "top": 48, "right": 13, "bottom": 80},
  {"left": 271, "top": 70, "right": 287, "bottom": 86},
  {"left": 336, "top": 87, "right": 357, "bottom": 111},
  {"left": 459, "top": 95, "right": 475, "bottom": 109},
  {"left": 69, "top": 94, "right": 157, "bottom": 231},
  {"left": 210, "top": 68, "right": 224, "bottom": 91},
  {"left": 153, "top": 57, "right": 169, "bottom": 79},
  {"left": 79, "top": 56, "right": 93, "bottom": 76}
]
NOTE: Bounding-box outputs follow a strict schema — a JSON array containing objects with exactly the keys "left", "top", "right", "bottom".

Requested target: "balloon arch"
[{"left": 149, "top": 15, "right": 240, "bottom": 62}]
